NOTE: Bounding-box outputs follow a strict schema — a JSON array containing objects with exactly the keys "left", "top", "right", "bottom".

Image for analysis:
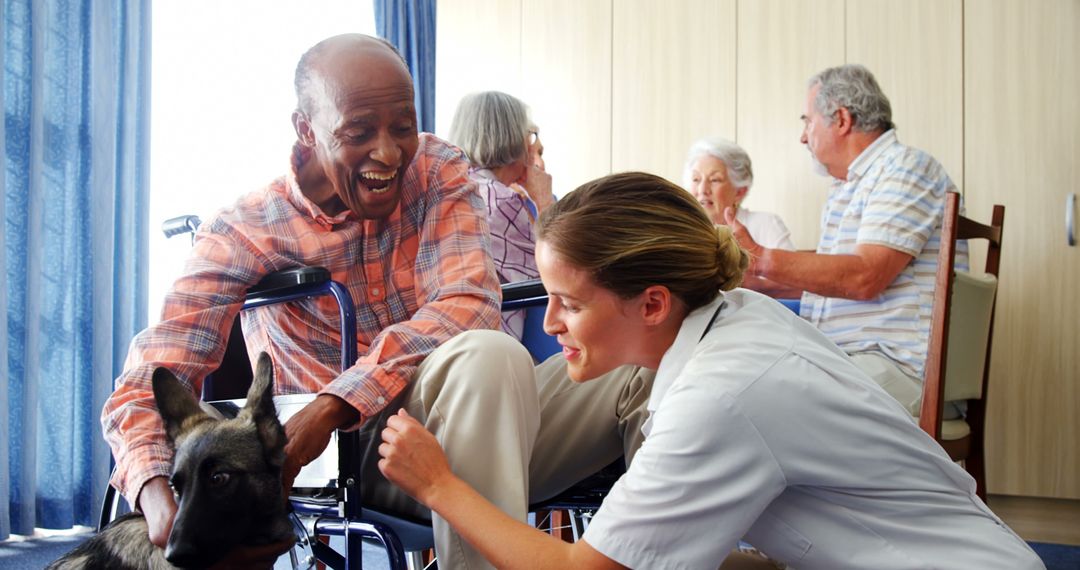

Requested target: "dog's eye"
[{"left": 209, "top": 472, "right": 231, "bottom": 487}]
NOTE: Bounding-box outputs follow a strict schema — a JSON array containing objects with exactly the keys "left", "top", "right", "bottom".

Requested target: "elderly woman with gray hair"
[
  {"left": 685, "top": 137, "right": 795, "bottom": 250},
  {"left": 448, "top": 91, "right": 555, "bottom": 340}
]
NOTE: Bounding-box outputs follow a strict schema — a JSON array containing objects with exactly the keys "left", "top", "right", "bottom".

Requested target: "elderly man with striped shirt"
[
  {"left": 102, "top": 34, "right": 539, "bottom": 570},
  {"left": 730, "top": 64, "right": 967, "bottom": 419}
]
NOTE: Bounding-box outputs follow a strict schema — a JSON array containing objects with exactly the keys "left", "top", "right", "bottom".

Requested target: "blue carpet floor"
[
  {"left": 1030, "top": 542, "right": 1080, "bottom": 569},
  {"left": 2, "top": 534, "right": 1077, "bottom": 569}
]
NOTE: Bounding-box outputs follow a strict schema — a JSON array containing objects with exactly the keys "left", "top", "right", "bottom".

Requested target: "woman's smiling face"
[{"left": 536, "top": 240, "right": 646, "bottom": 382}]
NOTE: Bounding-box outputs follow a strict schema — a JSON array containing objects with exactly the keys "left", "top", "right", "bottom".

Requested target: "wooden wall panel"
[
  {"left": 965, "top": 0, "right": 1080, "bottom": 499},
  {"left": 521, "top": 0, "right": 613, "bottom": 195},
  {"left": 846, "top": 0, "right": 964, "bottom": 191},
  {"left": 435, "top": 0, "right": 1080, "bottom": 503},
  {"left": 611, "top": 0, "right": 737, "bottom": 186},
  {"left": 736, "top": 0, "right": 845, "bottom": 249},
  {"left": 434, "top": 0, "right": 523, "bottom": 138}
]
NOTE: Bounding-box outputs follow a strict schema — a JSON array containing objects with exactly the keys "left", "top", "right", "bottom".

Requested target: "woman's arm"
[{"left": 378, "top": 410, "right": 624, "bottom": 570}]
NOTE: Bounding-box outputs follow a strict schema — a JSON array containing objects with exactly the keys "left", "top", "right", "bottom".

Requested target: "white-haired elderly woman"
[
  {"left": 685, "top": 137, "right": 795, "bottom": 250},
  {"left": 448, "top": 91, "right": 554, "bottom": 340}
]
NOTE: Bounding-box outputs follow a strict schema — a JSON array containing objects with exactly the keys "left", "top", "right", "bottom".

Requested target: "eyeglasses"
[{"left": 527, "top": 130, "right": 539, "bottom": 145}]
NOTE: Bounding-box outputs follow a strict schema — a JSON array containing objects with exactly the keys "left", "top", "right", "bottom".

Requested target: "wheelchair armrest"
[
  {"left": 502, "top": 278, "right": 548, "bottom": 310},
  {"left": 502, "top": 278, "right": 546, "bottom": 301},
  {"left": 248, "top": 266, "right": 331, "bottom": 296},
  {"left": 202, "top": 267, "right": 342, "bottom": 401}
]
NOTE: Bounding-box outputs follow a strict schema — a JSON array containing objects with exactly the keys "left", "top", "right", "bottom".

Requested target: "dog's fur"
[{"left": 48, "top": 353, "right": 293, "bottom": 569}]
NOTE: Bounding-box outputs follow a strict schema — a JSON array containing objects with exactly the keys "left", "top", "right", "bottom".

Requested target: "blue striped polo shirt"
[{"left": 800, "top": 130, "right": 968, "bottom": 381}]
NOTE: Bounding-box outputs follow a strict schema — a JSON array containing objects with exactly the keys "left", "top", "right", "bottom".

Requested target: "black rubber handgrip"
[
  {"left": 247, "top": 267, "right": 331, "bottom": 295},
  {"left": 502, "top": 278, "right": 547, "bottom": 302}
]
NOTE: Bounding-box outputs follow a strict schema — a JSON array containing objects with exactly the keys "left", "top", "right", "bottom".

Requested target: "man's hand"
[
  {"left": 521, "top": 164, "right": 555, "bottom": 214},
  {"left": 378, "top": 409, "right": 454, "bottom": 507},
  {"left": 137, "top": 476, "right": 177, "bottom": 549},
  {"left": 724, "top": 206, "right": 764, "bottom": 273},
  {"left": 207, "top": 537, "right": 297, "bottom": 570},
  {"left": 282, "top": 394, "right": 360, "bottom": 490}
]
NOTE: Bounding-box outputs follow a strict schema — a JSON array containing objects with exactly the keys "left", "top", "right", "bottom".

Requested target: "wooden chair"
[{"left": 919, "top": 192, "right": 1004, "bottom": 501}]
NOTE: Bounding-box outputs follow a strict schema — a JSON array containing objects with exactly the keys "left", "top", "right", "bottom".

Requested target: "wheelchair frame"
[{"left": 99, "top": 270, "right": 595, "bottom": 570}]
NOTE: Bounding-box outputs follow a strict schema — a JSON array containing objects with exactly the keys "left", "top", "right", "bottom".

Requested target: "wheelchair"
[{"left": 100, "top": 217, "right": 616, "bottom": 569}]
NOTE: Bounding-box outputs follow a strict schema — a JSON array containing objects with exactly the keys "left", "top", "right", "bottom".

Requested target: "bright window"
[{"left": 149, "top": 1, "right": 375, "bottom": 322}]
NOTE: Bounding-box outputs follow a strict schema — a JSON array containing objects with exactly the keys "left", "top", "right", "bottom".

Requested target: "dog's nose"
[{"left": 164, "top": 541, "right": 207, "bottom": 569}]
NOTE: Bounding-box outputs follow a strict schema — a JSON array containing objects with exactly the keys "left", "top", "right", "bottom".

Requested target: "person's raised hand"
[
  {"left": 724, "top": 206, "right": 765, "bottom": 274},
  {"left": 521, "top": 164, "right": 555, "bottom": 214},
  {"left": 378, "top": 409, "right": 453, "bottom": 506}
]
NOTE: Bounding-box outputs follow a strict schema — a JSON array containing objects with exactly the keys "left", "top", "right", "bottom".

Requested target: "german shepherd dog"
[{"left": 48, "top": 353, "right": 294, "bottom": 569}]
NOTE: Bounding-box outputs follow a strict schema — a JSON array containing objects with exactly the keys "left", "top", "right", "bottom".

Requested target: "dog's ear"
[
  {"left": 241, "top": 353, "right": 286, "bottom": 461},
  {"left": 152, "top": 367, "right": 211, "bottom": 444}
]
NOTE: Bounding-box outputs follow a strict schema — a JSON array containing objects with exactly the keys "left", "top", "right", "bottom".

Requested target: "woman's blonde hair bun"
[{"left": 714, "top": 225, "right": 749, "bottom": 291}]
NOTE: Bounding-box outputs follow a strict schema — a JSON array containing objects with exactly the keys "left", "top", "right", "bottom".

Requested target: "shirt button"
[
  {"left": 371, "top": 287, "right": 381, "bottom": 296},
  {"left": 376, "top": 397, "right": 386, "bottom": 405}
]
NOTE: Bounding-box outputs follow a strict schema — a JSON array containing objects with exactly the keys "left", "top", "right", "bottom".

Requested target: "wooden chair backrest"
[{"left": 919, "top": 192, "right": 1005, "bottom": 441}]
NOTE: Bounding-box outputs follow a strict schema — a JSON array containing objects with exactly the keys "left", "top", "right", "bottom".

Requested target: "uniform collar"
[
  {"left": 847, "top": 128, "right": 897, "bottom": 182},
  {"left": 648, "top": 293, "right": 727, "bottom": 413}
]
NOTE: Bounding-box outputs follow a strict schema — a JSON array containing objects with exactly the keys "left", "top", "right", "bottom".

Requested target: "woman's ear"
[
  {"left": 735, "top": 187, "right": 750, "bottom": 206},
  {"left": 640, "top": 285, "right": 674, "bottom": 326}
]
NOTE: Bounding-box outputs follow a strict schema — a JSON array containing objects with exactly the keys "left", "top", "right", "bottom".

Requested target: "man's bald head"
[{"left": 294, "top": 34, "right": 411, "bottom": 118}]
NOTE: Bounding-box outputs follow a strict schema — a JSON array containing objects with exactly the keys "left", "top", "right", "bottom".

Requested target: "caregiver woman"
[{"left": 378, "top": 173, "right": 1043, "bottom": 570}]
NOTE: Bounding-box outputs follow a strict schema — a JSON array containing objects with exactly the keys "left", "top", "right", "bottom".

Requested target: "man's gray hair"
[
  {"left": 809, "top": 64, "right": 895, "bottom": 133},
  {"left": 683, "top": 136, "right": 754, "bottom": 190},
  {"left": 447, "top": 91, "right": 531, "bottom": 169}
]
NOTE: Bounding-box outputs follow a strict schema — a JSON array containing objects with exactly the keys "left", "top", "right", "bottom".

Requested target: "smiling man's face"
[{"left": 299, "top": 39, "right": 419, "bottom": 220}]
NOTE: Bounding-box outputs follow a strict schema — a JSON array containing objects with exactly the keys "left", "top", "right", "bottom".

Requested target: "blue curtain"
[
  {"left": 2, "top": 0, "right": 149, "bottom": 538},
  {"left": 374, "top": 0, "right": 436, "bottom": 133}
]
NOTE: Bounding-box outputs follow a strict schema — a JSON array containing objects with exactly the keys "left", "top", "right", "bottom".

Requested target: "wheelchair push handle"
[{"left": 162, "top": 214, "right": 203, "bottom": 239}]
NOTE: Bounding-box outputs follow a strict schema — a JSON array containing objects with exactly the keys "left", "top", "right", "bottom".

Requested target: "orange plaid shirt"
[{"left": 102, "top": 134, "right": 501, "bottom": 505}]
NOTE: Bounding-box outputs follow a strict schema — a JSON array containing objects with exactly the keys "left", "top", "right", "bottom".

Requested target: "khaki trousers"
[
  {"left": 849, "top": 351, "right": 960, "bottom": 419},
  {"left": 351, "top": 330, "right": 655, "bottom": 569},
  {"left": 528, "top": 353, "right": 655, "bottom": 503},
  {"left": 351, "top": 330, "right": 539, "bottom": 570}
]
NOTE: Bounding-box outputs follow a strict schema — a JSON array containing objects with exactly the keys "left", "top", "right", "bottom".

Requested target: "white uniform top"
[
  {"left": 736, "top": 207, "right": 795, "bottom": 251},
  {"left": 583, "top": 289, "right": 1042, "bottom": 570}
]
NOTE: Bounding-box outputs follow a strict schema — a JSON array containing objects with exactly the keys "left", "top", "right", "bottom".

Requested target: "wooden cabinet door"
[
  {"left": 736, "top": 0, "right": 844, "bottom": 249},
  {"left": 846, "top": 0, "right": 964, "bottom": 191},
  {"left": 521, "top": 0, "right": 613, "bottom": 195},
  {"left": 434, "top": 0, "right": 524, "bottom": 138},
  {"left": 611, "top": 0, "right": 736, "bottom": 186},
  {"left": 965, "top": 0, "right": 1080, "bottom": 498}
]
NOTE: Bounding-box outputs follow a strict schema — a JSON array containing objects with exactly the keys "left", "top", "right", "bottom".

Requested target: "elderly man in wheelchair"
[{"left": 101, "top": 34, "right": 650, "bottom": 570}]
